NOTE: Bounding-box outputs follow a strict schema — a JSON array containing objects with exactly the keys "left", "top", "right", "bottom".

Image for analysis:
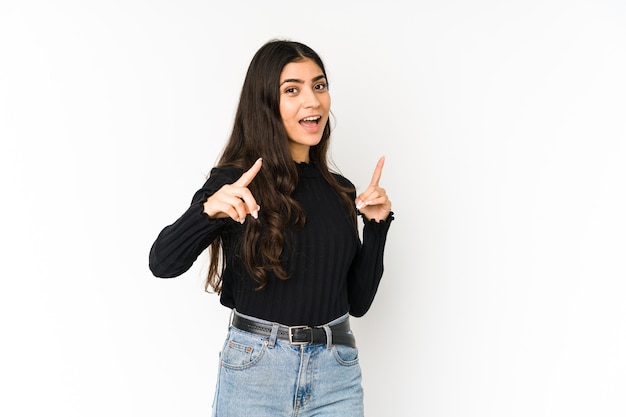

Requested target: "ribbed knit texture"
[{"left": 149, "top": 162, "right": 393, "bottom": 326}]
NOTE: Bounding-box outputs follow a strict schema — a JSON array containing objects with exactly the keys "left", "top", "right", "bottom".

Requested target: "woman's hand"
[
  {"left": 355, "top": 156, "right": 392, "bottom": 222},
  {"left": 203, "top": 158, "right": 262, "bottom": 224}
]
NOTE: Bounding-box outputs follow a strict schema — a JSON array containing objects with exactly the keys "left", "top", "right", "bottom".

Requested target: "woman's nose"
[{"left": 302, "top": 90, "right": 320, "bottom": 108}]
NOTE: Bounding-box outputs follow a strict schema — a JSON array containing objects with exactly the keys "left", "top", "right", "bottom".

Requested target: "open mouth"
[{"left": 300, "top": 116, "right": 321, "bottom": 126}]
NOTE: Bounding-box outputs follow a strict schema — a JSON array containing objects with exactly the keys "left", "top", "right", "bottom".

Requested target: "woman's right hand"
[{"left": 203, "top": 158, "right": 262, "bottom": 224}]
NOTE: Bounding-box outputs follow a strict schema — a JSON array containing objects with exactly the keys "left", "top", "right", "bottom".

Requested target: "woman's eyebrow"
[{"left": 280, "top": 74, "right": 326, "bottom": 86}]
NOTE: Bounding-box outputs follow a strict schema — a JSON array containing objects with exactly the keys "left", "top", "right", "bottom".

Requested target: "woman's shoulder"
[
  {"left": 330, "top": 171, "right": 355, "bottom": 189},
  {"left": 188, "top": 165, "right": 243, "bottom": 205},
  {"left": 200, "top": 165, "right": 244, "bottom": 191},
  {"left": 208, "top": 164, "right": 244, "bottom": 180}
]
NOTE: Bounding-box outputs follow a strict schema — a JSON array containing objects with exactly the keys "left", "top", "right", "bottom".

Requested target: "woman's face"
[{"left": 278, "top": 58, "right": 331, "bottom": 162}]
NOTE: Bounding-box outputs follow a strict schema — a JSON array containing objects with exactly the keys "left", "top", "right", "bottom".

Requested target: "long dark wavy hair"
[{"left": 206, "top": 39, "right": 357, "bottom": 293}]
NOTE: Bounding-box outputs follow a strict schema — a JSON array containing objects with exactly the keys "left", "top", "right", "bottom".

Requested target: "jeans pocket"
[
  {"left": 332, "top": 344, "right": 359, "bottom": 366},
  {"left": 220, "top": 330, "right": 267, "bottom": 370}
]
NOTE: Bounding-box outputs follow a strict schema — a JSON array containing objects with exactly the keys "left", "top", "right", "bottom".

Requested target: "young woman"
[{"left": 149, "top": 39, "right": 393, "bottom": 416}]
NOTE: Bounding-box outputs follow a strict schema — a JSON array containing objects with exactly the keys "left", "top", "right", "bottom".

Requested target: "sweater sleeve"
[
  {"left": 347, "top": 211, "right": 394, "bottom": 317},
  {"left": 148, "top": 166, "right": 242, "bottom": 278}
]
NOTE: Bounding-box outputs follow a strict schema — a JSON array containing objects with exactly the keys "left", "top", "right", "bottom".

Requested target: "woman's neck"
[{"left": 289, "top": 144, "right": 310, "bottom": 163}]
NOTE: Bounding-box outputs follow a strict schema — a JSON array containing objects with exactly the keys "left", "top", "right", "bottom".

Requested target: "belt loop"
[
  {"left": 322, "top": 325, "right": 333, "bottom": 349},
  {"left": 268, "top": 323, "right": 279, "bottom": 348},
  {"left": 229, "top": 309, "right": 235, "bottom": 329}
]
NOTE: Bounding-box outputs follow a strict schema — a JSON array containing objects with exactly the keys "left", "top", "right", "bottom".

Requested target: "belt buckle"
[{"left": 288, "top": 325, "right": 312, "bottom": 345}]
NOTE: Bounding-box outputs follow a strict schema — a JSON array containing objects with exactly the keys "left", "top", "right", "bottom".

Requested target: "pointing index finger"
[
  {"left": 234, "top": 158, "right": 263, "bottom": 187},
  {"left": 370, "top": 156, "right": 385, "bottom": 186}
]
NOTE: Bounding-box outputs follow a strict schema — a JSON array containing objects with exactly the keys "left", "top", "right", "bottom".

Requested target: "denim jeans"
[{"left": 212, "top": 311, "right": 364, "bottom": 417}]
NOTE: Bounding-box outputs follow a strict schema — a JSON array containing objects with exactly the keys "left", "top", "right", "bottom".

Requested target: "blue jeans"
[{"left": 212, "top": 311, "right": 364, "bottom": 416}]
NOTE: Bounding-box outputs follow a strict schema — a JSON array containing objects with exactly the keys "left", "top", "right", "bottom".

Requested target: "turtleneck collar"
[{"left": 294, "top": 161, "right": 321, "bottom": 178}]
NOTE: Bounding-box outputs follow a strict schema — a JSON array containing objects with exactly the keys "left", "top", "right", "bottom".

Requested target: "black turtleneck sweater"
[{"left": 149, "top": 162, "right": 393, "bottom": 326}]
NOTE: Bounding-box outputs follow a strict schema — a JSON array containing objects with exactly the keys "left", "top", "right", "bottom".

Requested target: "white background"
[{"left": 1, "top": 1, "right": 625, "bottom": 416}]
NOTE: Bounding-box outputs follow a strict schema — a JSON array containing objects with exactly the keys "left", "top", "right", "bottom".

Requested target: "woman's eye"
[
  {"left": 285, "top": 87, "right": 298, "bottom": 94},
  {"left": 315, "top": 83, "right": 328, "bottom": 91}
]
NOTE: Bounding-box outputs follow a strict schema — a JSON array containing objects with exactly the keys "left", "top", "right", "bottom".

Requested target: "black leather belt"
[{"left": 231, "top": 313, "right": 356, "bottom": 348}]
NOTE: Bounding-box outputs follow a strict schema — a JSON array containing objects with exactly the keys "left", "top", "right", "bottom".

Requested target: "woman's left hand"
[{"left": 355, "top": 156, "right": 392, "bottom": 222}]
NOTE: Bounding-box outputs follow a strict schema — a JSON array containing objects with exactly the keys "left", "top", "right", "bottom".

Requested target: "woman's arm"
[
  {"left": 148, "top": 166, "right": 244, "bottom": 278},
  {"left": 346, "top": 212, "right": 394, "bottom": 316}
]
